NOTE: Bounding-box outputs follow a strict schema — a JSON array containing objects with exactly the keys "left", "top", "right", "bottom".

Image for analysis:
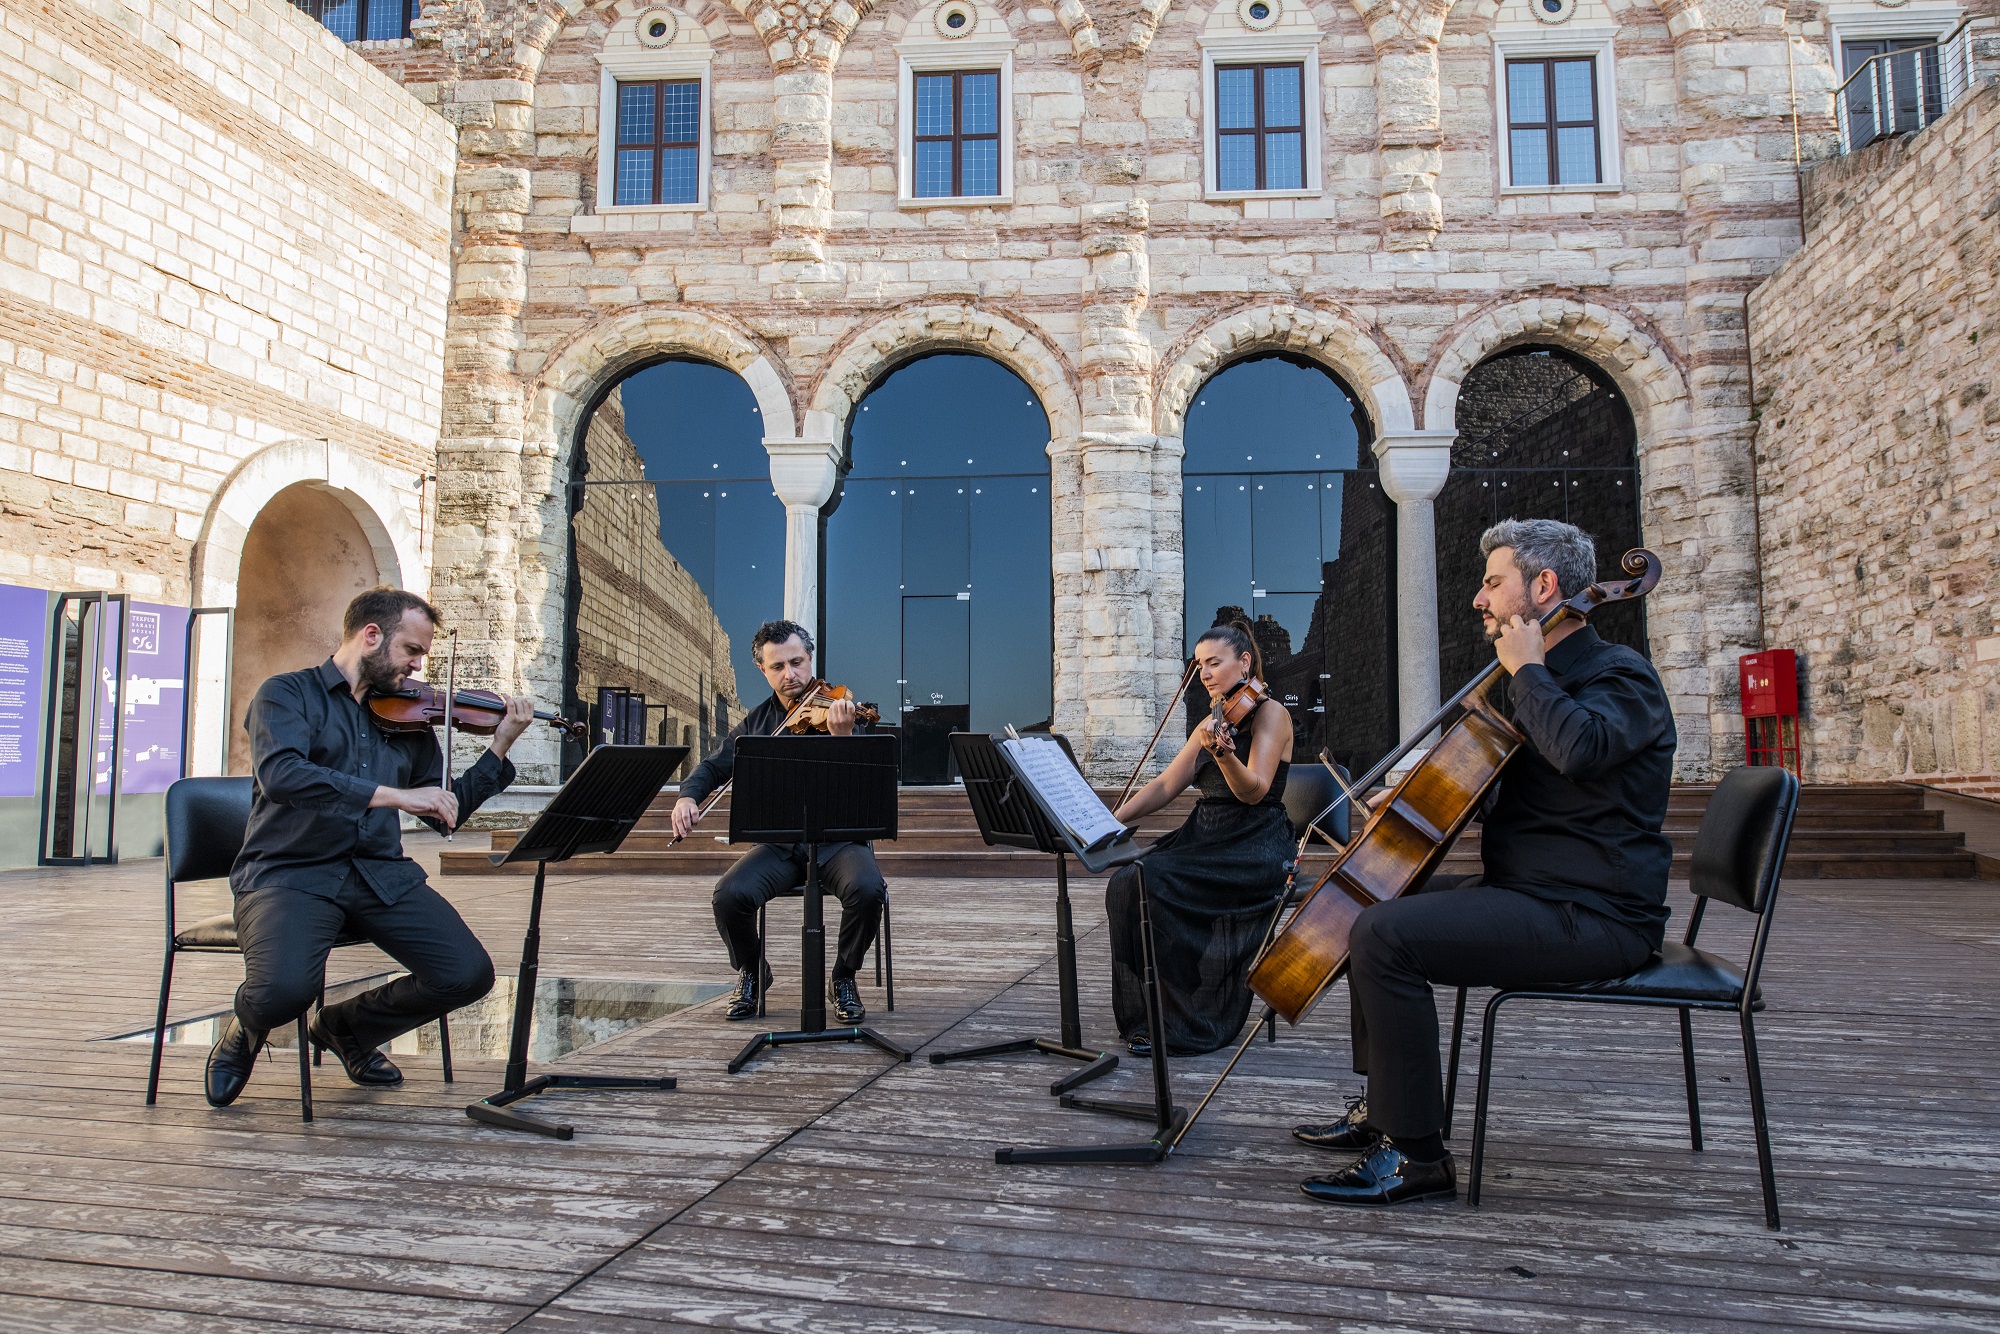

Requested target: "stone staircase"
[{"left": 439, "top": 781, "right": 1976, "bottom": 880}]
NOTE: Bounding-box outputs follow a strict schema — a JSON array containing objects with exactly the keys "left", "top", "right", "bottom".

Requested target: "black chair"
[
  {"left": 1442, "top": 765, "right": 1799, "bottom": 1229},
  {"left": 755, "top": 889, "right": 894, "bottom": 1018},
  {"left": 146, "top": 776, "right": 453, "bottom": 1122}
]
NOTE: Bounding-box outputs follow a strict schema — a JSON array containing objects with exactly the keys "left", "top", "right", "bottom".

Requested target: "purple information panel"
[
  {"left": 0, "top": 584, "right": 50, "bottom": 800},
  {"left": 96, "top": 601, "right": 187, "bottom": 795}
]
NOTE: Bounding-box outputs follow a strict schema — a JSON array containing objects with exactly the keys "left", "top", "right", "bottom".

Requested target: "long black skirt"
[{"left": 1105, "top": 799, "right": 1292, "bottom": 1056}]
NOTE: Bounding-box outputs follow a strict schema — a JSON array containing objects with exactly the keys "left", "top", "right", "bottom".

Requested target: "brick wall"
[
  {"left": 0, "top": 0, "right": 455, "bottom": 600},
  {"left": 1749, "top": 81, "right": 2000, "bottom": 784}
]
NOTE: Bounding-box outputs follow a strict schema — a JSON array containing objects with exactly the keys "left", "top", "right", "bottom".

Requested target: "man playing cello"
[{"left": 1294, "top": 519, "right": 1677, "bottom": 1207}]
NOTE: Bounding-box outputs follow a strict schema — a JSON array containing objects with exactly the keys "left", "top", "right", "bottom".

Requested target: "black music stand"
[
  {"left": 725, "top": 734, "right": 911, "bottom": 1074},
  {"left": 466, "top": 743, "right": 688, "bottom": 1140},
  {"left": 929, "top": 732, "right": 1117, "bottom": 1095},
  {"left": 974, "top": 733, "right": 1189, "bottom": 1166}
]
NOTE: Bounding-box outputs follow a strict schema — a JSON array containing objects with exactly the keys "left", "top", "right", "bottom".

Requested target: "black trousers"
[
  {"left": 232, "top": 871, "right": 495, "bottom": 1051},
  {"left": 712, "top": 842, "right": 886, "bottom": 979},
  {"left": 1347, "top": 879, "right": 1654, "bottom": 1140}
]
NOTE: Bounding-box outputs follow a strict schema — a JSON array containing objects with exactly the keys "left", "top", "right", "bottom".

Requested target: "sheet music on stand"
[{"left": 994, "top": 733, "right": 1134, "bottom": 868}]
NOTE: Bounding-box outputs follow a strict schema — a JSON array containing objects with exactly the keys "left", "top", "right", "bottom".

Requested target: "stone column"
[
  {"left": 1373, "top": 429, "right": 1455, "bottom": 739},
  {"left": 766, "top": 436, "right": 841, "bottom": 628}
]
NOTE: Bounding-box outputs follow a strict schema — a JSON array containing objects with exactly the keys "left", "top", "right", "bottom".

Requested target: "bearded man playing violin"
[
  {"left": 672, "top": 619, "right": 887, "bottom": 1025},
  {"left": 206, "top": 587, "right": 537, "bottom": 1109},
  {"left": 1293, "top": 518, "right": 1677, "bottom": 1208}
]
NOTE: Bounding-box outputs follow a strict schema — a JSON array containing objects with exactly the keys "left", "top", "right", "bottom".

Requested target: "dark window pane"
[
  {"left": 1552, "top": 60, "right": 1594, "bottom": 121},
  {"left": 1264, "top": 132, "right": 1303, "bottom": 189},
  {"left": 916, "top": 74, "right": 954, "bottom": 136},
  {"left": 1556, "top": 125, "right": 1597, "bottom": 184},
  {"left": 914, "top": 140, "right": 954, "bottom": 197},
  {"left": 319, "top": 0, "right": 359, "bottom": 41},
  {"left": 961, "top": 72, "right": 1000, "bottom": 135},
  {"left": 614, "top": 149, "right": 654, "bottom": 205},
  {"left": 1217, "top": 67, "right": 1257, "bottom": 130},
  {"left": 1250, "top": 473, "right": 1322, "bottom": 593},
  {"left": 961, "top": 138, "right": 1000, "bottom": 195},
  {"left": 902, "top": 485, "right": 971, "bottom": 594},
  {"left": 1507, "top": 61, "right": 1547, "bottom": 124},
  {"left": 659, "top": 145, "right": 699, "bottom": 204},
  {"left": 661, "top": 80, "right": 701, "bottom": 142},
  {"left": 1262, "top": 65, "right": 1302, "bottom": 128},
  {"left": 903, "top": 597, "right": 969, "bottom": 708},
  {"left": 1217, "top": 134, "right": 1257, "bottom": 190},
  {"left": 970, "top": 476, "right": 1053, "bottom": 733},
  {"left": 363, "top": 0, "right": 405, "bottom": 40},
  {"left": 1184, "top": 473, "right": 1253, "bottom": 635},
  {"left": 618, "top": 84, "right": 656, "bottom": 145},
  {"left": 824, "top": 479, "right": 902, "bottom": 719},
  {"left": 1510, "top": 128, "right": 1549, "bottom": 186}
]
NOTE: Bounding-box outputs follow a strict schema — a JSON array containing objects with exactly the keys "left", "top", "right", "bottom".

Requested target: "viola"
[
  {"left": 782, "top": 680, "right": 882, "bottom": 734},
  {"left": 1246, "top": 548, "right": 1663, "bottom": 1026},
  {"left": 368, "top": 681, "right": 588, "bottom": 743},
  {"left": 1208, "top": 676, "right": 1271, "bottom": 731}
]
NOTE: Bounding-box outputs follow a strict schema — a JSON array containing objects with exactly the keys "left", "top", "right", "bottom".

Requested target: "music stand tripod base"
[
  {"left": 929, "top": 1037, "right": 1117, "bottom": 1097},
  {"left": 468, "top": 1072, "right": 678, "bottom": 1141},
  {"left": 728, "top": 1025, "right": 910, "bottom": 1075}
]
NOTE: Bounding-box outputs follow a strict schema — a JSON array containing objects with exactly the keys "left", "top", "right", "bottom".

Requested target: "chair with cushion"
[
  {"left": 146, "top": 776, "right": 452, "bottom": 1121},
  {"left": 755, "top": 889, "right": 894, "bottom": 1018},
  {"left": 1442, "top": 764, "right": 1799, "bottom": 1229}
]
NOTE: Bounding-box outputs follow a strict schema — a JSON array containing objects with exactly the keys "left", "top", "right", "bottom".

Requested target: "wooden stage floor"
[{"left": 3, "top": 836, "right": 1998, "bottom": 1332}]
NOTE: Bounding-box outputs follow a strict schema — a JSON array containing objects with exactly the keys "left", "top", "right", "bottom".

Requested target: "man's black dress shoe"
[
  {"left": 1293, "top": 1095, "right": 1380, "bottom": 1152},
  {"left": 829, "top": 974, "right": 866, "bottom": 1025},
  {"left": 1125, "top": 1032, "right": 1152, "bottom": 1058},
  {"left": 307, "top": 1014, "right": 403, "bottom": 1088},
  {"left": 1300, "top": 1137, "right": 1457, "bottom": 1207},
  {"left": 204, "top": 1016, "right": 267, "bottom": 1107},
  {"left": 725, "top": 964, "right": 775, "bottom": 1021}
]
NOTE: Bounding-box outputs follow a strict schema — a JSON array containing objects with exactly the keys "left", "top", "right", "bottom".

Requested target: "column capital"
[
  {"left": 764, "top": 436, "right": 840, "bottom": 509},
  {"left": 1372, "top": 428, "right": 1455, "bottom": 505}
]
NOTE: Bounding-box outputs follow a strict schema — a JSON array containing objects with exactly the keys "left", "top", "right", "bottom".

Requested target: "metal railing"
[{"left": 1834, "top": 17, "right": 1984, "bottom": 155}]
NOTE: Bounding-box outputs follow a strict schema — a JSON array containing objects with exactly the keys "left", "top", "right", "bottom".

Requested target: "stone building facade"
[
  {"left": 571, "top": 385, "right": 742, "bottom": 771},
  {"left": 1750, "top": 80, "right": 2000, "bottom": 790},
  {"left": 370, "top": 0, "right": 1899, "bottom": 784}
]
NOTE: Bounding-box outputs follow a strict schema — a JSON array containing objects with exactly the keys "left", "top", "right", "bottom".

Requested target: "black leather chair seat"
[
  {"left": 1550, "top": 940, "right": 1760, "bottom": 1007},
  {"left": 175, "top": 913, "right": 365, "bottom": 951}
]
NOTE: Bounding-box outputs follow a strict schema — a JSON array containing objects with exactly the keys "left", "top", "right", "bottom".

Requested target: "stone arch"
[
  {"left": 191, "top": 439, "right": 420, "bottom": 607},
  {"left": 531, "top": 305, "right": 797, "bottom": 459},
  {"left": 803, "top": 304, "right": 1082, "bottom": 444},
  {"left": 1421, "top": 296, "right": 1690, "bottom": 438},
  {"left": 1153, "top": 303, "right": 1417, "bottom": 441}
]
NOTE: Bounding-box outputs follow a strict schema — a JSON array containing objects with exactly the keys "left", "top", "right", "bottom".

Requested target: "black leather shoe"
[
  {"left": 725, "top": 964, "right": 775, "bottom": 1021},
  {"left": 1300, "top": 1137, "right": 1457, "bottom": 1207},
  {"left": 1293, "top": 1095, "right": 1379, "bottom": 1153},
  {"left": 829, "top": 974, "right": 866, "bottom": 1025},
  {"left": 1125, "top": 1032, "right": 1152, "bottom": 1058},
  {"left": 204, "top": 1016, "right": 267, "bottom": 1107},
  {"left": 307, "top": 1014, "right": 403, "bottom": 1088}
]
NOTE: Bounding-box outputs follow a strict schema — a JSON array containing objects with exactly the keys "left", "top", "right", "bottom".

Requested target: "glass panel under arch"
[
  {"left": 1433, "top": 346, "right": 1647, "bottom": 694},
  {"left": 1182, "top": 354, "right": 1398, "bottom": 775},
  {"left": 565, "top": 360, "right": 782, "bottom": 777},
  {"left": 823, "top": 354, "right": 1053, "bottom": 783}
]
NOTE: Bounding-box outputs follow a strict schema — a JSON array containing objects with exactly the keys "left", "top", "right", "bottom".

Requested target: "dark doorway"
[
  {"left": 1434, "top": 346, "right": 1647, "bottom": 695},
  {"left": 823, "top": 354, "right": 1053, "bottom": 784},
  {"left": 1182, "top": 354, "right": 1398, "bottom": 776}
]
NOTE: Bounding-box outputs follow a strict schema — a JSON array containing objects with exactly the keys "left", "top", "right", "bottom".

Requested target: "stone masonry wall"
[
  {"left": 0, "top": 0, "right": 455, "bottom": 601},
  {"left": 571, "top": 385, "right": 741, "bottom": 771},
  {"left": 1749, "top": 80, "right": 2000, "bottom": 786}
]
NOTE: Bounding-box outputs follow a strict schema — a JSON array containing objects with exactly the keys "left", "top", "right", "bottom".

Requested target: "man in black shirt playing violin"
[
  {"left": 672, "top": 619, "right": 887, "bottom": 1025},
  {"left": 206, "top": 587, "right": 537, "bottom": 1109},
  {"left": 1294, "top": 519, "right": 1677, "bottom": 1207}
]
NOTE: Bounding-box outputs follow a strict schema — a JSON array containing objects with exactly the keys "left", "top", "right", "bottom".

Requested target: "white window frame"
[
  {"left": 897, "top": 37, "right": 1017, "bottom": 207},
  {"left": 1491, "top": 25, "right": 1620, "bottom": 195},
  {"left": 1198, "top": 32, "right": 1323, "bottom": 201},
  {"left": 596, "top": 47, "right": 715, "bottom": 214},
  {"left": 1827, "top": 2, "right": 1963, "bottom": 55}
]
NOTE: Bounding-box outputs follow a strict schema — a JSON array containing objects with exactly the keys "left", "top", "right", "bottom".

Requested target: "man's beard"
[{"left": 358, "top": 642, "right": 406, "bottom": 695}]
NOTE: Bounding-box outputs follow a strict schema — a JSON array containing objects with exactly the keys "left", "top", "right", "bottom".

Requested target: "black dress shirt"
[
  {"left": 1480, "top": 625, "right": 1678, "bottom": 939},
  {"left": 230, "top": 659, "right": 515, "bottom": 903}
]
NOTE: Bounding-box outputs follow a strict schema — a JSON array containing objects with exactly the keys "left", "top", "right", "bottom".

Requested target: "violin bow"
[
  {"left": 1113, "top": 657, "right": 1201, "bottom": 813},
  {"left": 440, "top": 629, "right": 458, "bottom": 843}
]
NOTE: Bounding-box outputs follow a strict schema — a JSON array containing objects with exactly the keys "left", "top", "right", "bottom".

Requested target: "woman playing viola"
[{"left": 1106, "top": 619, "right": 1294, "bottom": 1057}]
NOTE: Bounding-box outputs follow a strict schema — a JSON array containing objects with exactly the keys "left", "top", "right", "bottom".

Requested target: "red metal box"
[{"left": 1738, "top": 650, "right": 1798, "bottom": 719}]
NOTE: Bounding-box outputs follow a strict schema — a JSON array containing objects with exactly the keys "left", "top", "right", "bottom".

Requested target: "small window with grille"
[
  {"left": 1504, "top": 56, "right": 1601, "bottom": 187},
  {"left": 293, "top": 0, "right": 416, "bottom": 42},
  {"left": 613, "top": 79, "right": 702, "bottom": 206},
  {"left": 1213, "top": 63, "right": 1306, "bottom": 193},
  {"left": 911, "top": 70, "right": 1003, "bottom": 199}
]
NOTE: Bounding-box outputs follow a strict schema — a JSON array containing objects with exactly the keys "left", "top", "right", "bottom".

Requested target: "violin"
[
  {"left": 783, "top": 680, "right": 882, "bottom": 734},
  {"left": 368, "top": 681, "right": 588, "bottom": 743},
  {"left": 1208, "top": 676, "right": 1271, "bottom": 732},
  {"left": 1247, "top": 548, "right": 1663, "bottom": 1025}
]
